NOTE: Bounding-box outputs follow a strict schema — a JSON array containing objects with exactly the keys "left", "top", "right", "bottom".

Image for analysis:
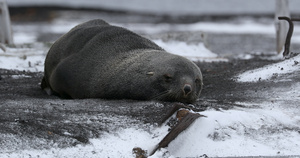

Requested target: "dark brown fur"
[{"left": 42, "top": 19, "right": 203, "bottom": 103}]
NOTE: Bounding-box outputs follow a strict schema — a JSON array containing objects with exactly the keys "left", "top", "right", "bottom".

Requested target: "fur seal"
[{"left": 41, "top": 19, "right": 203, "bottom": 103}]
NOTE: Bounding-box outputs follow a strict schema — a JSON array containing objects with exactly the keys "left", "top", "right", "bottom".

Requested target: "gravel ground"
[
  {"left": 0, "top": 56, "right": 281, "bottom": 151},
  {"left": 1, "top": 8, "right": 300, "bottom": 156}
]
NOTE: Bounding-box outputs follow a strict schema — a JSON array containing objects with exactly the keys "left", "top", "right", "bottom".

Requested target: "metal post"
[
  {"left": 278, "top": 17, "right": 300, "bottom": 58},
  {"left": 275, "top": 0, "right": 289, "bottom": 54},
  {"left": 0, "top": 0, "right": 13, "bottom": 45}
]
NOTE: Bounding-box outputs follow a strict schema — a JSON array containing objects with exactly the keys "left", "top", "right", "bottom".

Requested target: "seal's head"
[{"left": 147, "top": 54, "right": 203, "bottom": 103}]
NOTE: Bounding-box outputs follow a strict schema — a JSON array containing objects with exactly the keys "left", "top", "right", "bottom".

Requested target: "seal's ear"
[
  {"left": 195, "top": 78, "right": 201, "bottom": 84},
  {"left": 146, "top": 72, "right": 155, "bottom": 76}
]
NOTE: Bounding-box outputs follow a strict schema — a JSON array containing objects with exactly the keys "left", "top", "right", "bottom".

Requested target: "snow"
[
  {"left": 153, "top": 39, "right": 227, "bottom": 62},
  {"left": 0, "top": 45, "right": 47, "bottom": 72},
  {"left": 236, "top": 55, "right": 300, "bottom": 82},
  {"left": 13, "top": 32, "right": 37, "bottom": 44},
  {"left": 8, "top": 19, "right": 286, "bottom": 72},
  {"left": 166, "top": 108, "right": 300, "bottom": 157},
  {"left": 0, "top": 41, "right": 219, "bottom": 71},
  {"left": 121, "top": 21, "right": 286, "bottom": 35},
  {"left": 1, "top": 18, "right": 300, "bottom": 157},
  {"left": 178, "top": 21, "right": 277, "bottom": 34},
  {"left": 0, "top": 28, "right": 222, "bottom": 71},
  {"left": 0, "top": 126, "right": 169, "bottom": 158},
  {"left": 2, "top": 106, "right": 299, "bottom": 157}
]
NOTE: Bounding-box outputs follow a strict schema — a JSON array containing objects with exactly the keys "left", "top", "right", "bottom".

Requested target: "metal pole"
[
  {"left": 275, "top": 0, "right": 289, "bottom": 54},
  {"left": 278, "top": 17, "right": 300, "bottom": 58},
  {"left": 0, "top": 0, "right": 13, "bottom": 45}
]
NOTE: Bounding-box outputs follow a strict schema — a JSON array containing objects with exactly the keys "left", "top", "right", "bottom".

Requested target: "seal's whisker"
[
  {"left": 169, "top": 89, "right": 182, "bottom": 100},
  {"left": 149, "top": 90, "right": 170, "bottom": 100}
]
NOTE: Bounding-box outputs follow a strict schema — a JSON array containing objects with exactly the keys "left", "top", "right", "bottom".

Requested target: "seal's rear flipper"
[
  {"left": 41, "top": 77, "right": 46, "bottom": 89},
  {"left": 44, "top": 88, "right": 53, "bottom": 96},
  {"left": 41, "top": 77, "right": 53, "bottom": 95}
]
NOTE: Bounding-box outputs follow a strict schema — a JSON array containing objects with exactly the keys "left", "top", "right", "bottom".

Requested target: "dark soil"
[
  {"left": 0, "top": 55, "right": 282, "bottom": 151},
  {"left": 2, "top": 7, "right": 299, "bottom": 153}
]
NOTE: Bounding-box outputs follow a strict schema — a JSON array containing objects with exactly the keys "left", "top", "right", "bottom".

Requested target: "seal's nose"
[{"left": 183, "top": 84, "right": 192, "bottom": 96}]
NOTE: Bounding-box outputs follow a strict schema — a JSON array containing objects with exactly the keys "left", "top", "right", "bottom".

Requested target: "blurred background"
[
  {"left": 1, "top": 0, "right": 300, "bottom": 71},
  {"left": 7, "top": 0, "right": 300, "bottom": 18}
]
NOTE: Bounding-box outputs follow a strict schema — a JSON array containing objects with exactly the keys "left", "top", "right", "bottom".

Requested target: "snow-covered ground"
[
  {"left": 5, "top": 18, "right": 300, "bottom": 71},
  {"left": 1, "top": 17, "right": 300, "bottom": 157},
  {"left": 0, "top": 44, "right": 47, "bottom": 72},
  {"left": 2, "top": 20, "right": 233, "bottom": 71},
  {"left": 237, "top": 55, "right": 300, "bottom": 82},
  {"left": 0, "top": 39, "right": 219, "bottom": 72}
]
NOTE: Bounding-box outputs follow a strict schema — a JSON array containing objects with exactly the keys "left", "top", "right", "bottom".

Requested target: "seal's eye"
[
  {"left": 195, "top": 78, "right": 201, "bottom": 83},
  {"left": 164, "top": 74, "right": 172, "bottom": 83}
]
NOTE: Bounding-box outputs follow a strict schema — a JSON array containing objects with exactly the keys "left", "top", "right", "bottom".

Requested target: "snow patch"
[
  {"left": 0, "top": 127, "right": 169, "bottom": 158},
  {"left": 166, "top": 108, "right": 300, "bottom": 157},
  {"left": 122, "top": 21, "right": 300, "bottom": 35},
  {"left": 185, "top": 21, "right": 276, "bottom": 34},
  {"left": 0, "top": 40, "right": 223, "bottom": 72},
  {"left": 11, "top": 74, "right": 32, "bottom": 79},
  {"left": 236, "top": 55, "right": 300, "bottom": 82},
  {"left": 153, "top": 39, "right": 226, "bottom": 62},
  {"left": 0, "top": 46, "right": 47, "bottom": 72},
  {"left": 4, "top": 107, "right": 299, "bottom": 157},
  {"left": 13, "top": 32, "right": 37, "bottom": 44}
]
